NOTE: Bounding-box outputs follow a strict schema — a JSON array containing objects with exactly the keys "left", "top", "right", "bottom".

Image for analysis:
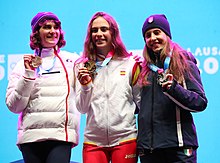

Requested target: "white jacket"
[
  {"left": 76, "top": 56, "right": 141, "bottom": 147},
  {"left": 5, "top": 48, "right": 80, "bottom": 146}
]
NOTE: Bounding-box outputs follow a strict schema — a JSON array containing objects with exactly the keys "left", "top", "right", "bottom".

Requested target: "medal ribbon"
[
  {"left": 36, "top": 49, "right": 57, "bottom": 74},
  {"left": 96, "top": 50, "right": 114, "bottom": 72},
  {"left": 147, "top": 49, "right": 173, "bottom": 73},
  {"left": 100, "top": 50, "right": 114, "bottom": 66}
]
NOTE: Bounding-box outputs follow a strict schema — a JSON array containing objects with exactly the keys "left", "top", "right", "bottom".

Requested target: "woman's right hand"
[
  {"left": 77, "top": 66, "right": 92, "bottom": 85},
  {"left": 23, "top": 55, "right": 39, "bottom": 70}
]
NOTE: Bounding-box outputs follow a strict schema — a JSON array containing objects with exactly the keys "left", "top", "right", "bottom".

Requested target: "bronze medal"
[{"left": 31, "top": 56, "right": 42, "bottom": 68}]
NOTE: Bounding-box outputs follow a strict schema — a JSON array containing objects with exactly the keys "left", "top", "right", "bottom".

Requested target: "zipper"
[
  {"left": 150, "top": 71, "right": 155, "bottom": 151},
  {"left": 150, "top": 147, "right": 154, "bottom": 153},
  {"left": 150, "top": 57, "right": 159, "bottom": 152},
  {"left": 104, "top": 65, "right": 110, "bottom": 145}
]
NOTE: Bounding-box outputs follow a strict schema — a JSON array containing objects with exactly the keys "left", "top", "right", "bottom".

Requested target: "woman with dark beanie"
[
  {"left": 137, "top": 14, "right": 208, "bottom": 163},
  {"left": 5, "top": 12, "right": 80, "bottom": 163}
]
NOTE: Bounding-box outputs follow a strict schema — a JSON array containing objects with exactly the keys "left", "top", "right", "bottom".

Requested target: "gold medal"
[
  {"left": 84, "top": 60, "right": 97, "bottom": 75},
  {"left": 31, "top": 56, "right": 42, "bottom": 68}
]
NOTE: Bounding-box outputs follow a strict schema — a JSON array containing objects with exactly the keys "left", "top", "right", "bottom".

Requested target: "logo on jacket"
[
  {"left": 184, "top": 148, "right": 193, "bottom": 157},
  {"left": 120, "top": 70, "right": 126, "bottom": 76}
]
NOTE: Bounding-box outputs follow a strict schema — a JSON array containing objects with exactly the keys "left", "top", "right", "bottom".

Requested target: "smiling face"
[
  {"left": 91, "top": 17, "right": 112, "bottom": 55},
  {"left": 39, "top": 20, "right": 60, "bottom": 48},
  {"left": 144, "top": 28, "right": 168, "bottom": 53}
]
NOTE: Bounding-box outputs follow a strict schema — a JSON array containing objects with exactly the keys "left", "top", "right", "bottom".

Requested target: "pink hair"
[
  {"left": 29, "top": 19, "right": 66, "bottom": 50},
  {"left": 82, "top": 11, "right": 130, "bottom": 61}
]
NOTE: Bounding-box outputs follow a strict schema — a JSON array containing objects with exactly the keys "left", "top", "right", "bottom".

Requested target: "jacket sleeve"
[
  {"left": 75, "top": 63, "right": 93, "bottom": 114},
  {"left": 5, "top": 60, "right": 36, "bottom": 113},
  {"left": 164, "top": 60, "right": 208, "bottom": 112},
  {"left": 131, "top": 62, "right": 142, "bottom": 114}
]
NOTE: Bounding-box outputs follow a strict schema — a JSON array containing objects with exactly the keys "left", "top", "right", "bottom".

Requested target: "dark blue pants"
[
  {"left": 20, "top": 140, "right": 72, "bottom": 163},
  {"left": 139, "top": 147, "right": 197, "bottom": 163}
]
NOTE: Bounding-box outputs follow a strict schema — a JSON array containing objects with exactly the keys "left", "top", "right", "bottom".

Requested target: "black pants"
[
  {"left": 20, "top": 140, "right": 72, "bottom": 163},
  {"left": 139, "top": 147, "right": 197, "bottom": 163}
]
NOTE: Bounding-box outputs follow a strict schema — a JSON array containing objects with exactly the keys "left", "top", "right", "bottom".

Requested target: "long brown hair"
[{"left": 139, "top": 36, "right": 194, "bottom": 86}]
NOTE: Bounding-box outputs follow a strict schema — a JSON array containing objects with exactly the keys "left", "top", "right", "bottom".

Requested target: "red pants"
[{"left": 83, "top": 140, "right": 137, "bottom": 163}]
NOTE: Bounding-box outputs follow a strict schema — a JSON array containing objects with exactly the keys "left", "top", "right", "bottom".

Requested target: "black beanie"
[{"left": 142, "top": 14, "right": 172, "bottom": 40}]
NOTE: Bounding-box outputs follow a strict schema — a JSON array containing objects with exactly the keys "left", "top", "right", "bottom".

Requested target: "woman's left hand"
[{"left": 161, "top": 73, "right": 173, "bottom": 90}]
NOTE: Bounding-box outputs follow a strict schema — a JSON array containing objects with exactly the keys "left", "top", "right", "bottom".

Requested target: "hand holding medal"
[
  {"left": 23, "top": 54, "right": 42, "bottom": 70},
  {"left": 84, "top": 60, "right": 97, "bottom": 76},
  {"left": 31, "top": 56, "right": 42, "bottom": 68},
  {"left": 157, "top": 69, "right": 173, "bottom": 91}
]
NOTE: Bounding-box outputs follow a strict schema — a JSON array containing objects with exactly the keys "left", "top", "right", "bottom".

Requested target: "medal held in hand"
[
  {"left": 84, "top": 60, "right": 97, "bottom": 76},
  {"left": 31, "top": 56, "right": 42, "bottom": 68},
  {"left": 157, "top": 72, "right": 167, "bottom": 86}
]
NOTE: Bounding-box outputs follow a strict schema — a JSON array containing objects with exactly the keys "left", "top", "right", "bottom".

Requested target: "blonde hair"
[{"left": 139, "top": 36, "right": 194, "bottom": 86}]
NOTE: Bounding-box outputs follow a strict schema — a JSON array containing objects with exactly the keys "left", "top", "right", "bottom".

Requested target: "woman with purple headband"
[
  {"left": 137, "top": 14, "right": 208, "bottom": 163},
  {"left": 5, "top": 12, "right": 80, "bottom": 163}
]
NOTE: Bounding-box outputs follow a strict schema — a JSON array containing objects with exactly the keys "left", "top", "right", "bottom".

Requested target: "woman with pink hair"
[
  {"left": 6, "top": 12, "right": 80, "bottom": 163},
  {"left": 75, "top": 11, "right": 141, "bottom": 163}
]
